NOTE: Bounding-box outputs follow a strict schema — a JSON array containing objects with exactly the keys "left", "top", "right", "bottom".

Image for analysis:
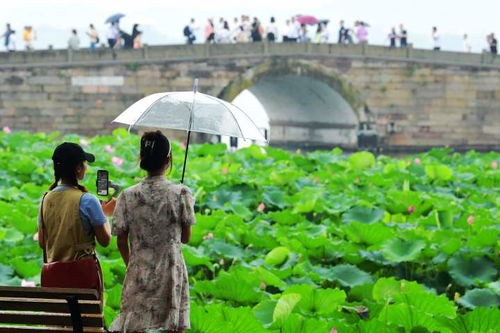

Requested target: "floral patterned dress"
[{"left": 109, "top": 176, "right": 196, "bottom": 332}]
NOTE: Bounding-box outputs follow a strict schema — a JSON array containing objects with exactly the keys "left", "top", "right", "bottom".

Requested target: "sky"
[{"left": 0, "top": 0, "right": 498, "bottom": 52}]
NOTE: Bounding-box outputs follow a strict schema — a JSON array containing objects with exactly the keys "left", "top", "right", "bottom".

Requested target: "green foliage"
[
  {"left": 0, "top": 130, "right": 498, "bottom": 332},
  {"left": 448, "top": 255, "right": 497, "bottom": 287}
]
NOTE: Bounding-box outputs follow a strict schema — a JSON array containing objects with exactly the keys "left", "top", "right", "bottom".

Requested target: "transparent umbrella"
[{"left": 112, "top": 80, "right": 267, "bottom": 182}]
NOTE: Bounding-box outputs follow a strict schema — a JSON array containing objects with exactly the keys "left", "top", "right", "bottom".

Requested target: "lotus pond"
[{"left": 0, "top": 129, "right": 499, "bottom": 333}]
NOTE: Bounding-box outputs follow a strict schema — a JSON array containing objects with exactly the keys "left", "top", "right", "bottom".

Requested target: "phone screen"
[{"left": 96, "top": 170, "right": 109, "bottom": 196}]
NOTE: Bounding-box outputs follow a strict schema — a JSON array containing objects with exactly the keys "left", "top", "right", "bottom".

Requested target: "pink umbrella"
[{"left": 296, "top": 15, "right": 319, "bottom": 25}]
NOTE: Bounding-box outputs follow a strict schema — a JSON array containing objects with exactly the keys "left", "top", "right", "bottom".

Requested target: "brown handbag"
[{"left": 40, "top": 192, "right": 103, "bottom": 295}]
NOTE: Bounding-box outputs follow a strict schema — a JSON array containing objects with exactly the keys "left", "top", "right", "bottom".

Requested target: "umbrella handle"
[
  {"left": 181, "top": 130, "right": 191, "bottom": 184},
  {"left": 193, "top": 78, "right": 198, "bottom": 93}
]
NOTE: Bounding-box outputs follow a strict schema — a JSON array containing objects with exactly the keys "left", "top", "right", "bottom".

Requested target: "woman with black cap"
[{"left": 37, "top": 142, "right": 115, "bottom": 296}]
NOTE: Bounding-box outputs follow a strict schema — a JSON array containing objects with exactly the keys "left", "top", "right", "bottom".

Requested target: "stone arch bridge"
[{"left": 0, "top": 43, "right": 499, "bottom": 151}]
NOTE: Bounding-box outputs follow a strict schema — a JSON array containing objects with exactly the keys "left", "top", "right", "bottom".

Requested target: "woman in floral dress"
[{"left": 110, "top": 131, "right": 196, "bottom": 333}]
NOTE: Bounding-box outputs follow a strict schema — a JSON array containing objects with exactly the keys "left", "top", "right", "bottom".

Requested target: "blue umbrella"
[{"left": 105, "top": 13, "right": 125, "bottom": 24}]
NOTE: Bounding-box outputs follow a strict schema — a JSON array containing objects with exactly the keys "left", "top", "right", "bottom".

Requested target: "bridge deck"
[{"left": 0, "top": 43, "right": 499, "bottom": 69}]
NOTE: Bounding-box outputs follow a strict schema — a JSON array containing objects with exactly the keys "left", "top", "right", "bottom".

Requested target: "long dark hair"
[
  {"left": 140, "top": 131, "right": 172, "bottom": 173},
  {"left": 49, "top": 162, "right": 88, "bottom": 192}
]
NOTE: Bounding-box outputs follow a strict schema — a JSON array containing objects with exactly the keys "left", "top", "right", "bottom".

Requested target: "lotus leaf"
[
  {"left": 381, "top": 238, "right": 426, "bottom": 263},
  {"left": 458, "top": 288, "right": 500, "bottom": 309},
  {"left": 448, "top": 255, "right": 497, "bottom": 287}
]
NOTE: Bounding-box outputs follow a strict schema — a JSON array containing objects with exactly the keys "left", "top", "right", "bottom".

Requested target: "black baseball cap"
[{"left": 52, "top": 142, "right": 95, "bottom": 166}]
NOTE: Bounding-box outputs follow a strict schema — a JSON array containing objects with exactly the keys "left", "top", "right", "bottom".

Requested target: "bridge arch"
[{"left": 217, "top": 59, "right": 367, "bottom": 149}]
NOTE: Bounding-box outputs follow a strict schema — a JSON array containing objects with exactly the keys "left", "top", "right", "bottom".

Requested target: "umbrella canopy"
[
  {"left": 113, "top": 91, "right": 266, "bottom": 142},
  {"left": 296, "top": 15, "right": 319, "bottom": 25},
  {"left": 112, "top": 86, "right": 267, "bottom": 183},
  {"left": 105, "top": 13, "right": 125, "bottom": 24}
]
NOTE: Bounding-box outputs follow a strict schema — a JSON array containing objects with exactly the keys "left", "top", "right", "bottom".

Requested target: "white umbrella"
[{"left": 112, "top": 80, "right": 267, "bottom": 182}]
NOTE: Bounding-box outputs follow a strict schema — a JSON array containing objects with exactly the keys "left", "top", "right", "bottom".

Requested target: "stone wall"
[{"left": 0, "top": 43, "right": 499, "bottom": 150}]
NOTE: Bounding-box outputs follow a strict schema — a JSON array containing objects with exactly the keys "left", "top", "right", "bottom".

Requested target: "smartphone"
[{"left": 96, "top": 170, "right": 109, "bottom": 196}]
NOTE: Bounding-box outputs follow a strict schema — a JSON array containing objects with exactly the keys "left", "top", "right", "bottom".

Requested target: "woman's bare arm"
[
  {"left": 93, "top": 223, "right": 112, "bottom": 247},
  {"left": 37, "top": 227, "right": 44, "bottom": 249}
]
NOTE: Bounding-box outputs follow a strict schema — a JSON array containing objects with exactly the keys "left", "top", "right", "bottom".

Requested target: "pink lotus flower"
[
  {"left": 203, "top": 233, "right": 214, "bottom": 240},
  {"left": 112, "top": 156, "right": 124, "bottom": 167},
  {"left": 79, "top": 138, "right": 89, "bottom": 147},
  {"left": 33, "top": 232, "right": 39, "bottom": 241},
  {"left": 2, "top": 126, "right": 11, "bottom": 134},
  {"left": 221, "top": 168, "right": 228, "bottom": 174},
  {"left": 413, "top": 158, "right": 421, "bottom": 164},
  {"left": 330, "top": 328, "right": 338, "bottom": 333},
  {"left": 180, "top": 142, "right": 186, "bottom": 149},
  {"left": 492, "top": 161, "right": 498, "bottom": 169},
  {"left": 408, "top": 205, "right": 415, "bottom": 214},
  {"left": 260, "top": 281, "right": 266, "bottom": 289},
  {"left": 257, "top": 202, "right": 265, "bottom": 212},
  {"left": 467, "top": 216, "right": 474, "bottom": 226},
  {"left": 21, "top": 280, "right": 36, "bottom": 287},
  {"left": 105, "top": 145, "right": 115, "bottom": 153}
]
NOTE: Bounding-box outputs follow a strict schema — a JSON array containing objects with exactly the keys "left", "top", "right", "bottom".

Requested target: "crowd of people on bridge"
[
  {"left": 1, "top": 15, "right": 498, "bottom": 55},
  {"left": 183, "top": 15, "right": 499, "bottom": 55},
  {"left": 1, "top": 20, "right": 143, "bottom": 52}
]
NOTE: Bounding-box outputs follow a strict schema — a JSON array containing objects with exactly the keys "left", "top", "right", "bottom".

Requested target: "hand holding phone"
[{"left": 101, "top": 198, "right": 117, "bottom": 217}]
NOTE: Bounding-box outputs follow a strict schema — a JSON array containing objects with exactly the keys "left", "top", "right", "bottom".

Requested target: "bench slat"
[
  {"left": 0, "top": 311, "right": 103, "bottom": 327},
  {"left": 0, "top": 297, "right": 102, "bottom": 314},
  {"left": 0, "top": 325, "right": 104, "bottom": 332},
  {"left": 0, "top": 287, "right": 99, "bottom": 301}
]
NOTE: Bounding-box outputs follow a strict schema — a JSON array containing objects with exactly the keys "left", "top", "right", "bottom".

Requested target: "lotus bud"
[
  {"left": 454, "top": 292, "right": 460, "bottom": 302},
  {"left": 79, "top": 138, "right": 89, "bottom": 147},
  {"left": 33, "top": 232, "right": 39, "bottom": 241},
  {"left": 330, "top": 328, "right": 338, "bottom": 333},
  {"left": 180, "top": 142, "right": 186, "bottom": 149},
  {"left": 467, "top": 216, "right": 474, "bottom": 226},
  {"left": 203, "top": 233, "right": 214, "bottom": 240},
  {"left": 221, "top": 168, "right": 228, "bottom": 174},
  {"left": 408, "top": 205, "right": 415, "bottom": 214},
  {"left": 112, "top": 156, "right": 124, "bottom": 167},
  {"left": 413, "top": 157, "right": 421, "bottom": 164},
  {"left": 21, "top": 280, "right": 36, "bottom": 287},
  {"left": 492, "top": 161, "right": 498, "bottom": 169},
  {"left": 219, "top": 259, "right": 225, "bottom": 265},
  {"left": 260, "top": 281, "right": 266, "bottom": 289},
  {"left": 105, "top": 144, "right": 115, "bottom": 153},
  {"left": 257, "top": 202, "right": 265, "bottom": 212},
  {"left": 2, "top": 126, "right": 11, "bottom": 134}
]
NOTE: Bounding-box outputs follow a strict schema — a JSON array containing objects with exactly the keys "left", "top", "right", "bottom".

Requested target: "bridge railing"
[{"left": 0, "top": 42, "right": 498, "bottom": 68}]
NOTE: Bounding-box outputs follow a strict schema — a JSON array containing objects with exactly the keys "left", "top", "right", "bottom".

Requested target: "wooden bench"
[{"left": 0, "top": 286, "right": 104, "bottom": 333}]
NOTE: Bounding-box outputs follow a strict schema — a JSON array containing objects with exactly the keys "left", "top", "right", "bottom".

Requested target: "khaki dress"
[{"left": 109, "top": 176, "right": 196, "bottom": 332}]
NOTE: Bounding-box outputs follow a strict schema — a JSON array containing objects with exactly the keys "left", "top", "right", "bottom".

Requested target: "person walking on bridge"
[
  {"left": 87, "top": 24, "right": 99, "bottom": 50},
  {"left": 489, "top": 33, "right": 498, "bottom": 55},
  {"left": 338, "top": 20, "right": 347, "bottom": 44},
  {"left": 463, "top": 33, "right": 471, "bottom": 53},
  {"left": 432, "top": 26, "right": 441, "bottom": 50},
  {"left": 2, "top": 23, "right": 13, "bottom": 51},
  {"left": 399, "top": 24, "right": 408, "bottom": 48},
  {"left": 68, "top": 29, "right": 80, "bottom": 50},
  {"left": 23, "top": 26, "right": 35, "bottom": 51}
]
